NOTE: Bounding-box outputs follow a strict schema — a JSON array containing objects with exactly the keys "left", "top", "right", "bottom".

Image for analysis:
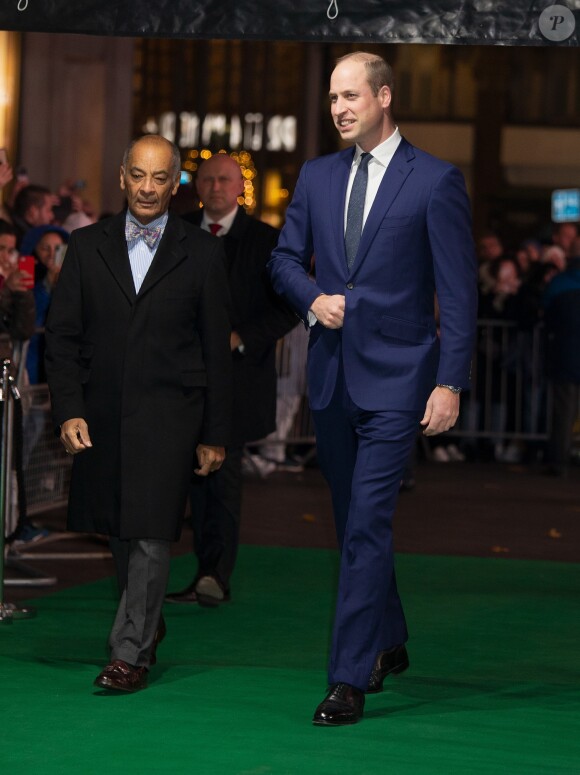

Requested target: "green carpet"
[{"left": 1, "top": 547, "right": 579, "bottom": 774}]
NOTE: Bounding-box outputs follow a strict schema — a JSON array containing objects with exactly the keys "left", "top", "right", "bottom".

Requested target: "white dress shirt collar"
[
  {"left": 352, "top": 127, "right": 402, "bottom": 169},
  {"left": 201, "top": 205, "right": 238, "bottom": 236}
]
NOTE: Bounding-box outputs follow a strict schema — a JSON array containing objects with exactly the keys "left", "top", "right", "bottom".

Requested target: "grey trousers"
[{"left": 108, "top": 537, "right": 171, "bottom": 668}]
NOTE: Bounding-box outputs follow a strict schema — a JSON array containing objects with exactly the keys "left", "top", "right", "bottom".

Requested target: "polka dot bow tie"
[{"left": 125, "top": 221, "right": 163, "bottom": 249}]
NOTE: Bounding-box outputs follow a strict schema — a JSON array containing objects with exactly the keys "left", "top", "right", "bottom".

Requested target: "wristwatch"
[{"left": 436, "top": 383, "right": 462, "bottom": 394}]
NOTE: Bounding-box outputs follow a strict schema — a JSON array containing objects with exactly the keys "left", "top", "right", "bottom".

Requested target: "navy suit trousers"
[{"left": 312, "top": 365, "right": 420, "bottom": 690}]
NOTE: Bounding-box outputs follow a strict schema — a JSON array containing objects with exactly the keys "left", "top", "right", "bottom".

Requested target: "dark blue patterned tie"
[{"left": 345, "top": 152, "right": 371, "bottom": 270}]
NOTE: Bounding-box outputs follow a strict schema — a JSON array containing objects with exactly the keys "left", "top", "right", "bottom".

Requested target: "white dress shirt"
[
  {"left": 309, "top": 129, "right": 403, "bottom": 325},
  {"left": 200, "top": 206, "right": 238, "bottom": 237},
  {"left": 343, "top": 127, "right": 402, "bottom": 233},
  {"left": 125, "top": 211, "right": 168, "bottom": 293}
]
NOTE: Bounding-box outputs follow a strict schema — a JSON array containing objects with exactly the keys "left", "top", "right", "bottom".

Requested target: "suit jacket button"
[{"left": 346, "top": 282, "right": 354, "bottom": 290}]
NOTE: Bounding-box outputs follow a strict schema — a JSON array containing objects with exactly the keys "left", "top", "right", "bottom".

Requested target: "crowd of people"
[
  {"left": 0, "top": 51, "right": 578, "bottom": 726},
  {"left": 1, "top": 147, "right": 580, "bottom": 548},
  {"left": 472, "top": 220, "right": 580, "bottom": 468},
  {"left": 420, "top": 220, "right": 580, "bottom": 470},
  {"left": 0, "top": 161, "right": 99, "bottom": 545}
]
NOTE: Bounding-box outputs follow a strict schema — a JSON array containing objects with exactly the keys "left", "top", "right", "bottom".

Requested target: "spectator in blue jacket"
[{"left": 543, "top": 237, "right": 580, "bottom": 476}]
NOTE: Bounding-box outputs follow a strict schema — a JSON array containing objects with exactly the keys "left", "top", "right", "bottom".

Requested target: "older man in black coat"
[
  {"left": 45, "top": 135, "right": 232, "bottom": 692},
  {"left": 165, "top": 153, "right": 296, "bottom": 607}
]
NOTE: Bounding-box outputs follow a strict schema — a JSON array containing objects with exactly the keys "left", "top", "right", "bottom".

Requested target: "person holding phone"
[
  {"left": 19, "top": 225, "right": 69, "bottom": 384},
  {"left": 0, "top": 220, "right": 35, "bottom": 348}
]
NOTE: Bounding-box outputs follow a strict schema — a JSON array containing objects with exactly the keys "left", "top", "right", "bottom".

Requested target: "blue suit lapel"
[
  {"left": 330, "top": 148, "right": 355, "bottom": 270},
  {"left": 352, "top": 139, "right": 415, "bottom": 273}
]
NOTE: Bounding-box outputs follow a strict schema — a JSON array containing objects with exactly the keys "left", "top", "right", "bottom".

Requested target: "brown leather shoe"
[
  {"left": 164, "top": 581, "right": 198, "bottom": 604},
  {"left": 94, "top": 660, "right": 148, "bottom": 692},
  {"left": 366, "top": 644, "right": 409, "bottom": 693},
  {"left": 313, "top": 683, "right": 365, "bottom": 726},
  {"left": 149, "top": 615, "right": 167, "bottom": 666}
]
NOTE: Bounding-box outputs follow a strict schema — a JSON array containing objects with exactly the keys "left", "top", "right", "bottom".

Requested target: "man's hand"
[
  {"left": 420, "top": 387, "right": 460, "bottom": 436},
  {"left": 194, "top": 444, "right": 226, "bottom": 476},
  {"left": 4, "top": 268, "right": 32, "bottom": 293},
  {"left": 60, "top": 418, "right": 93, "bottom": 454},
  {"left": 0, "top": 161, "right": 14, "bottom": 190},
  {"left": 310, "top": 294, "right": 345, "bottom": 329},
  {"left": 230, "top": 331, "right": 243, "bottom": 352}
]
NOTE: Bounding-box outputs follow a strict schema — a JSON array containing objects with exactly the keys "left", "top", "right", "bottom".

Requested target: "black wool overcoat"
[
  {"left": 45, "top": 212, "right": 232, "bottom": 541},
  {"left": 183, "top": 207, "right": 297, "bottom": 442}
]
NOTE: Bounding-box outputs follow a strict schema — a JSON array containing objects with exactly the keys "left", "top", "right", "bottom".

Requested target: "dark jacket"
[
  {"left": 183, "top": 207, "right": 297, "bottom": 442},
  {"left": 0, "top": 283, "right": 35, "bottom": 361},
  {"left": 543, "top": 258, "right": 580, "bottom": 383},
  {"left": 45, "top": 212, "right": 232, "bottom": 541}
]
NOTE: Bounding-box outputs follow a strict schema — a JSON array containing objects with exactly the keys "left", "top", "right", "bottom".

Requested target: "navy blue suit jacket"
[{"left": 268, "top": 138, "right": 478, "bottom": 412}]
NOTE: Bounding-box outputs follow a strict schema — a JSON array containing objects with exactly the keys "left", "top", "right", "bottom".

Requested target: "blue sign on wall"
[{"left": 552, "top": 189, "right": 580, "bottom": 222}]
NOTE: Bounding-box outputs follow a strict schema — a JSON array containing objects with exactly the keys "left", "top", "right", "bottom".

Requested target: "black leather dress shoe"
[
  {"left": 312, "top": 683, "right": 365, "bottom": 726},
  {"left": 366, "top": 644, "right": 409, "bottom": 693},
  {"left": 149, "top": 615, "right": 166, "bottom": 666},
  {"left": 164, "top": 581, "right": 199, "bottom": 604},
  {"left": 94, "top": 660, "right": 148, "bottom": 692}
]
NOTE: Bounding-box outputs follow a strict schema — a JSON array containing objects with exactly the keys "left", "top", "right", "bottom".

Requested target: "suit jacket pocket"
[
  {"left": 378, "top": 215, "right": 415, "bottom": 230},
  {"left": 380, "top": 315, "right": 432, "bottom": 345}
]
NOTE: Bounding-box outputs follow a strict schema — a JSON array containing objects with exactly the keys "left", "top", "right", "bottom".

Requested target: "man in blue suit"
[{"left": 268, "top": 52, "right": 478, "bottom": 725}]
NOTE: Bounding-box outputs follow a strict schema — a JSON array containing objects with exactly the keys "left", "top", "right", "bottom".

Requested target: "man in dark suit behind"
[
  {"left": 268, "top": 52, "right": 478, "bottom": 725},
  {"left": 45, "top": 135, "right": 232, "bottom": 692},
  {"left": 165, "top": 153, "right": 296, "bottom": 607}
]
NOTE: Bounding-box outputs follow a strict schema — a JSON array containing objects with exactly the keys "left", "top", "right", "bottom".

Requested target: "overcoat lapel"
[
  {"left": 352, "top": 139, "right": 416, "bottom": 273},
  {"left": 97, "top": 212, "right": 137, "bottom": 303},
  {"left": 137, "top": 214, "right": 189, "bottom": 298}
]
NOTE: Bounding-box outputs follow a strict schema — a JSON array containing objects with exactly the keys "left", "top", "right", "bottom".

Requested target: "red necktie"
[{"left": 209, "top": 223, "right": 222, "bottom": 236}]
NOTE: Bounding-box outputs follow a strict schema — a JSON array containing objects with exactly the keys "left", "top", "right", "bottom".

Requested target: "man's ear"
[
  {"left": 119, "top": 166, "right": 127, "bottom": 192},
  {"left": 380, "top": 85, "right": 392, "bottom": 110}
]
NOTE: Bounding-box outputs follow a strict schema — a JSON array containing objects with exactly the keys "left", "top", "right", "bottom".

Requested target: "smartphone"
[
  {"left": 18, "top": 255, "right": 35, "bottom": 289},
  {"left": 54, "top": 243, "right": 67, "bottom": 268}
]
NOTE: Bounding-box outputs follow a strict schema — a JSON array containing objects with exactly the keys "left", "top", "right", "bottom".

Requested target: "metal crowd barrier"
[
  {"left": 248, "top": 319, "right": 563, "bottom": 459},
  {"left": 455, "top": 319, "right": 553, "bottom": 442},
  {"left": 1, "top": 359, "right": 37, "bottom": 621},
  {"left": 14, "top": 320, "right": 573, "bottom": 491},
  {"left": 18, "top": 384, "right": 72, "bottom": 519}
]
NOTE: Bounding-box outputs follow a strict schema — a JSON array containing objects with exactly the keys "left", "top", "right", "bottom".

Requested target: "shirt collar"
[
  {"left": 201, "top": 205, "right": 238, "bottom": 235},
  {"left": 353, "top": 127, "right": 402, "bottom": 168}
]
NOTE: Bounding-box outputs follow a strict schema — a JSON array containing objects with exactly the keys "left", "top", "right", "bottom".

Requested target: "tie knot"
[
  {"left": 358, "top": 152, "right": 371, "bottom": 169},
  {"left": 125, "top": 220, "right": 162, "bottom": 249},
  {"left": 209, "top": 223, "right": 222, "bottom": 236}
]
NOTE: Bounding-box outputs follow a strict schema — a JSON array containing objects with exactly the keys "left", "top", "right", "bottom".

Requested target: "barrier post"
[{"left": 0, "top": 359, "right": 35, "bottom": 622}]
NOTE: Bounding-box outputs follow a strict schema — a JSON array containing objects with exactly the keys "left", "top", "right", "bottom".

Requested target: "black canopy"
[{"left": 2, "top": 1, "right": 578, "bottom": 45}]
